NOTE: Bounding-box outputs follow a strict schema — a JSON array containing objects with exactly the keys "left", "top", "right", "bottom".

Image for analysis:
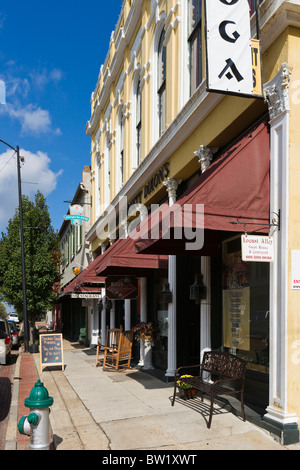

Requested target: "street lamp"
[{"left": 0, "top": 140, "right": 29, "bottom": 353}]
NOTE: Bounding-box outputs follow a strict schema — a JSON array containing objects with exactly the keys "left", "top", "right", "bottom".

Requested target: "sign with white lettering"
[
  {"left": 105, "top": 276, "right": 138, "bottom": 300},
  {"left": 291, "top": 250, "right": 300, "bottom": 289},
  {"left": 241, "top": 235, "right": 274, "bottom": 262},
  {"left": 70, "top": 293, "right": 102, "bottom": 299},
  {"left": 205, "top": 0, "right": 254, "bottom": 96}
]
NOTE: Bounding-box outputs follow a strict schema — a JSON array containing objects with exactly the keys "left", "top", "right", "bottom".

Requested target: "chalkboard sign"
[{"left": 40, "top": 333, "right": 64, "bottom": 372}]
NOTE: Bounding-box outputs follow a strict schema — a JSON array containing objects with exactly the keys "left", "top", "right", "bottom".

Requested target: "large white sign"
[
  {"left": 205, "top": 0, "right": 253, "bottom": 96},
  {"left": 291, "top": 250, "right": 300, "bottom": 289},
  {"left": 241, "top": 235, "right": 274, "bottom": 262}
]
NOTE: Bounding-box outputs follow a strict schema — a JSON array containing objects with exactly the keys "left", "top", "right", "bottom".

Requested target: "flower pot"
[{"left": 178, "top": 387, "right": 197, "bottom": 400}]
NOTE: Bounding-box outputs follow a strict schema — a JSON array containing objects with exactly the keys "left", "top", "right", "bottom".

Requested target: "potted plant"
[
  {"left": 133, "top": 322, "right": 158, "bottom": 344},
  {"left": 177, "top": 375, "right": 197, "bottom": 399},
  {"left": 133, "top": 322, "right": 158, "bottom": 370}
]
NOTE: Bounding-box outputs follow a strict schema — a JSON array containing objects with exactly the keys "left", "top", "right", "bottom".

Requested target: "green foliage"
[
  {"left": 0, "top": 302, "right": 6, "bottom": 316},
  {"left": 0, "top": 191, "right": 61, "bottom": 325}
]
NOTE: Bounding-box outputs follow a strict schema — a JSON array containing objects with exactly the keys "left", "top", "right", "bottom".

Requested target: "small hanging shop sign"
[
  {"left": 64, "top": 204, "right": 89, "bottom": 225},
  {"left": 105, "top": 276, "right": 138, "bottom": 300},
  {"left": 241, "top": 235, "right": 274, "bottom": 262}
]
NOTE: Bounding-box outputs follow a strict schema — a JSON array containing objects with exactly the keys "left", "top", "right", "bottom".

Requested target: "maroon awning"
[
  {"left": 135, "top": 119, "right": 270, "bottom": 255},
  {"left": 62, "top": 260, "right": 105, "bottom": 295},
  {"left": 94, "top": 236, "right": 168, "bottom": 277}
]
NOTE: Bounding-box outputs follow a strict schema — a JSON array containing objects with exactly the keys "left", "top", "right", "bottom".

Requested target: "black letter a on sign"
[{"left": 218, "top": 59, "right": 243, "bottom": 82}]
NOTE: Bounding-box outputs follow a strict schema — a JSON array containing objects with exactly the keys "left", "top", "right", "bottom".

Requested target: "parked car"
[
  {"left": 8, "top": 321, "right": 19, "bottom": 348},
  {"left": 7, "top": 313, "right": 19, "bottom": 327},
  {"left": 0, "top": 316, "right": 12, "bottom": 364}
]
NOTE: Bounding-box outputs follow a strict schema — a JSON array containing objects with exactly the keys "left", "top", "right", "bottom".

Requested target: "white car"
[
  {"left": 7, "top": 313, "right": 19, "bottom": 326},
  {"left": 0, "top": 317, "right": 12, "bottom": 364}
]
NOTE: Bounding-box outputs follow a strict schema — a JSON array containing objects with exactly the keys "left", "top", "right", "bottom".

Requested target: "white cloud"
[
  {"left": 29, "top": 67, "right": 63, "bottom": 90},
  {"left": 2, "top": 103, "right": 61, "bottom": 136},
  {"left": 0, "top": 148, "right": 63, "bottom": 231}
]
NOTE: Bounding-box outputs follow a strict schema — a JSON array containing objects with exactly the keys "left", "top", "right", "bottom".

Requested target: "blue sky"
[{"left": 0, "top": 0, "right": 123, "bottom": 236}]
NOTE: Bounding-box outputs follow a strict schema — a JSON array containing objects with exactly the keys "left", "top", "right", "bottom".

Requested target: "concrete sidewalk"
[{"left": 6, "top": 339, "right": 300, "bottom": 451}]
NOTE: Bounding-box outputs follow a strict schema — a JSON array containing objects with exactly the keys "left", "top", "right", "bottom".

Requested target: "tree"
[
  {"left": 0, "top": 191, "right": 61, "bottom": 338},
  {"left": 0, "top": 302, "right": 6, "bottom": 317}
]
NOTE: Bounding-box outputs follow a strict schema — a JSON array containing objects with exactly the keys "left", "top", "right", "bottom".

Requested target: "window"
[
  {"left": 157, "top": 28, "right": 166, "bottom": 136},
  {"left": 188, "top": 0, "right": 202, "bottom": 95},
  {"left": 222, "top": 235, "right": 269, "bottom": 373},
  {"left": 120, "top": 115, "right": 124, "bottom": 186},
  {"left": 136, "top": 79, "right": 142, "bottom": 165}
]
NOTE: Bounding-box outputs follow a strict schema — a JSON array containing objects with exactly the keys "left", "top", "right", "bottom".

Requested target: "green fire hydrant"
[{"left": 18, "top": 380, "right": 53, "bottom": 450}]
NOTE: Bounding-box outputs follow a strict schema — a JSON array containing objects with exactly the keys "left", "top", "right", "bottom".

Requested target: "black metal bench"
[{"left": 172, "top": 350, "right": 247, "bottom": 428}]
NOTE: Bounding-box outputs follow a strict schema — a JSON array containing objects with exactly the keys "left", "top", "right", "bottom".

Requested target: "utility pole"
[{"left": 0, "top": 140, "right": 29, "bottom": 352}]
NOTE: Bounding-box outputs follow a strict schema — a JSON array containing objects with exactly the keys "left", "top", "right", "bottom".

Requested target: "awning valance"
[
  {"left": 135, "top": 119, "right": 270, "bottom": 255},
  {"left": 62, "top": 260, "right": 105, "bottom": 295},
  {"left": 94, "top": 236, "right": 168, "bottom": 276}
]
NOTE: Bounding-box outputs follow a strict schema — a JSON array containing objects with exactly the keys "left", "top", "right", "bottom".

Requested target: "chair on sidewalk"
[
  {"left": 102, "top": 329, "right": 134, "bottom": 372},
  {"left": 96, "top": 326, "right": 123, "bottom": 367}
]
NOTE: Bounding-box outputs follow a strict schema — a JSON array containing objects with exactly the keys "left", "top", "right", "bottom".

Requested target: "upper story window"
[
  {"left": 157, "top": 28, "right": 166, "bottom": 137},
  {"left": 248, "top": 0, "right": 263, "bottom": 16},
  {"left": 120, "top": 113, "right": 124, "bottom": 186},
  {"left": 136, "top": 79, "right": 142, "bottom": 166},
  {"left": 188, "top": 0, "right": 203, "bottom": 96}
]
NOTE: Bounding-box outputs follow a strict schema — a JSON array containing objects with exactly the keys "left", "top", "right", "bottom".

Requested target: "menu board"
[{"left": 40, "top": 333, "right": 64, "bottom": 372}]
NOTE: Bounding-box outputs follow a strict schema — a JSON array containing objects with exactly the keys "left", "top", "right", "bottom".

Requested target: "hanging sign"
[
  {"left": 251, "top": 39, "right": 263, "bottom": 95},
  {"left": 64, "top": 204, "right": 89, "bottom": 225},
  {"left": 205, "top": 0, "right": 255, "bottom": 97},
  {"left": 105, "top": 276, "right": 138, "bottom": 300},
  {"left": 291, "top": 250, "right": 300, "bottom": 289},
  {"left": 241, "top": 235, "right": 274, "bottom": 262}
]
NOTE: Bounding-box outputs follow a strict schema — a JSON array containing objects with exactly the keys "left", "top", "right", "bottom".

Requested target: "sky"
[
  {"left": 0, "top": 0, "right": 124, "bottom": 235},
  {"left": 0, "top": 1, "right": 123, "bottom": 312}
]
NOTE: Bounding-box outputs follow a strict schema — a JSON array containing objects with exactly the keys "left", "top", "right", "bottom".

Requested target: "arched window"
[
  {"left": 157, "top": 28, "right": 166, "bottom": 137},
  {"left": 136, "top": 79, "right": 142, "bottom": 166},
  {"left": 188, "top": 0, "right": 203, "bottom": 95}
]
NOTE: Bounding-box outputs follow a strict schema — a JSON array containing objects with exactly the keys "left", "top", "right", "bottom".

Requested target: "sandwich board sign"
[{"left": 40, "top": 333, "right": 64, "bottom": 372}]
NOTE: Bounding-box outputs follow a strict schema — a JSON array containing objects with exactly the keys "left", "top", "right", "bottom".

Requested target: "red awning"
[
  {"left": 94, "top": 236, "right": 168, "bottom": 277},
  {"left": 135, "top": 119, "right": 270, "bottom": 254},
  {"left": 62, "top": 260, "right": 105, "bottom": 295}
]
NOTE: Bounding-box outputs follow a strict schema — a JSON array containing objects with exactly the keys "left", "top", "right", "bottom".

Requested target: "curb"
[{"left": 4, "top": 351, "right": 21, "bottom": 450}]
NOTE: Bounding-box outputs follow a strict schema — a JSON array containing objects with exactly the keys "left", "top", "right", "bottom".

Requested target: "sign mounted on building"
[
  {"left": 105, "top": 276, "right": 138, "bottom": 300},
  {"left": 205, "top": 0, "right": 258, "bottom": 97},
  {"left": 241, "top": 235, "right": 274, "bottom": 262},
  {"left": 64, "top": 204, "right": 89, "bottom": 226},
  {"left": 291, "top": 250, "right": 300, "bottom": 289}
]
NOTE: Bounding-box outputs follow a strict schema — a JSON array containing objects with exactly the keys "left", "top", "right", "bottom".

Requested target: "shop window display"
[{"left": 222, "top": 235, "right": 269, "bottom": 373}]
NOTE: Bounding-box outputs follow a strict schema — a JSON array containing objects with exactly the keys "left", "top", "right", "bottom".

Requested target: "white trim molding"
[{"left": 263, "top": 63, "right": 299, "bottom": 444}]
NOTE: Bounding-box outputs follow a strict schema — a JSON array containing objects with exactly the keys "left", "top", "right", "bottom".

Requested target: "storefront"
[{"left": 133, "top": 116, "right": 271, "bottom": 410}]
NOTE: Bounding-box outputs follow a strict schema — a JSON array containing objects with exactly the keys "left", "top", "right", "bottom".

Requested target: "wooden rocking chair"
[
  {"left": 103, "top": 329, "right": 133, "bottom": 372},
  {"left": 96, "top": 326, "right": 123, "bottom": 367}
]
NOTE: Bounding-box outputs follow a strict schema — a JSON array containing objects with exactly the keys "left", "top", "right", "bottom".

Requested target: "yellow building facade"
[{"left": 83, "top": 0, "right": 300, "bottom": 444}]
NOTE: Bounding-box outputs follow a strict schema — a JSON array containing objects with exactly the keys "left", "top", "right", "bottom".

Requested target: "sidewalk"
[{"left": 5, "top": 339, "right": 300, "bottom": 451}]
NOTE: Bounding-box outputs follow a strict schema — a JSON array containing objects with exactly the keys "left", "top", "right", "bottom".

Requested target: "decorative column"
[
  {"left": 100, "top": 243, "right": 107, "bottom": 348},
  {"left": 194, "top": 146, "right": 215, "bottom": 361},
  {"left": 263, "top": 63, "right": 299, "bottom": 444},
  {"left": 163, "top": 178, "right": 181, "bottom": 378},
  {"left": 110, "top": 300, "right": 116, "bottom": 329}
]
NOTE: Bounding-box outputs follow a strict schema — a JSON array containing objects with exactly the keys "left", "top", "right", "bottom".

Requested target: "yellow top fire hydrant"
[{"left": 18, "top": 379, "right": 53, "bottom": 450}]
